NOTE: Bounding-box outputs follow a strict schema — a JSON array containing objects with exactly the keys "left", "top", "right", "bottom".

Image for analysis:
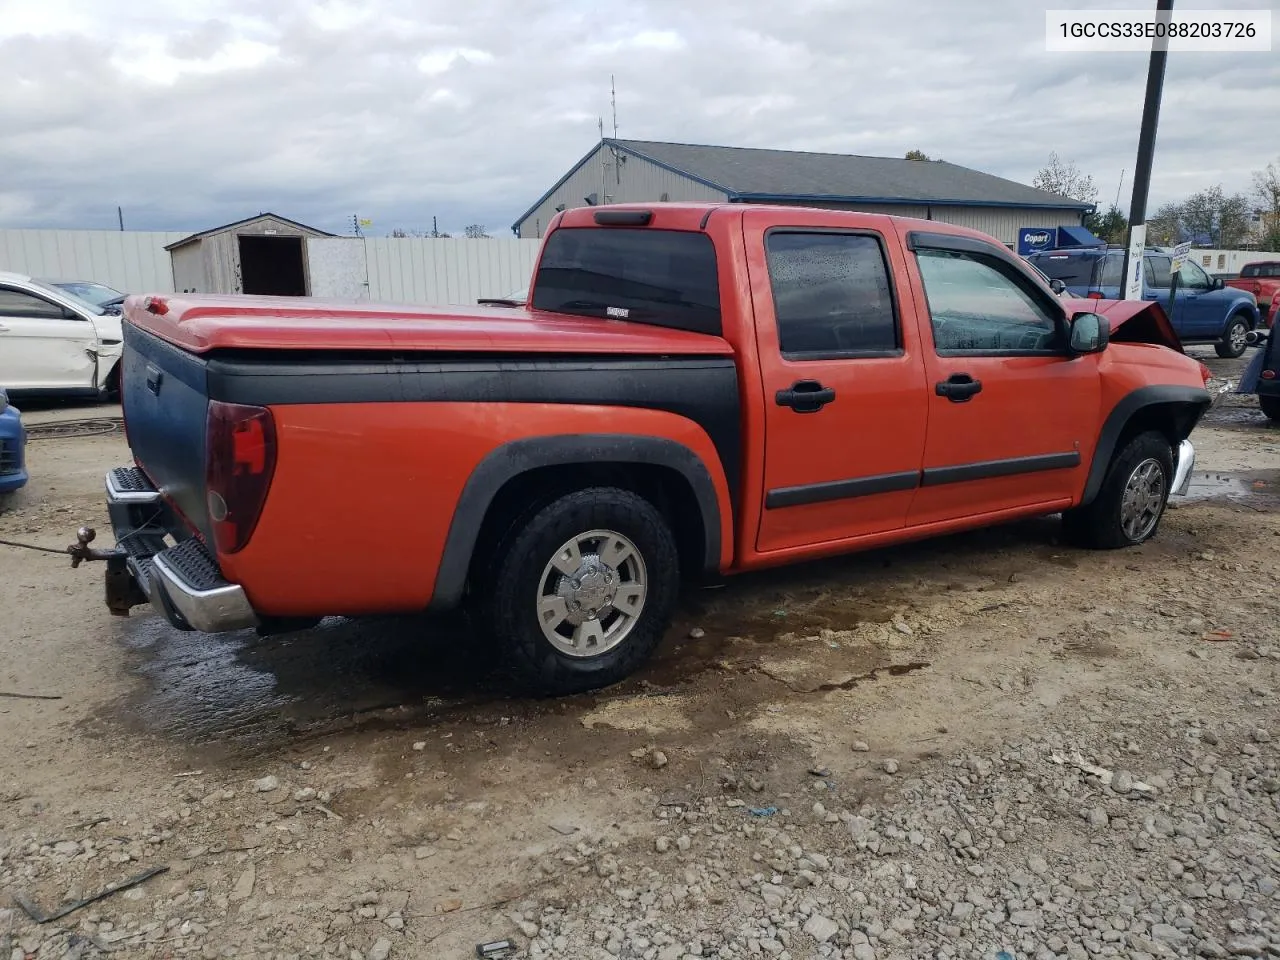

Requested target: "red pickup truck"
[
  {"left": 1227, "top": 261, "right": 1280, "bottom": 325},
  {"left": 96, "top": 204, "right": 1211, "bottom": 694}
]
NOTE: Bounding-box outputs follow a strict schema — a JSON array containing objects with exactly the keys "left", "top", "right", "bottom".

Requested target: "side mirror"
[
  {"left": 60, "top": 305, "right": 80, "bottom": 321},
  {"left": 1212, "top": 277, "right": 1224, "bottom": 290},
  {"left": 1049, "top": 278, "right": 1067, "bottom": 295},
  {"left": 1069, "top": 311, "right": 1110, "bottom": 354}
]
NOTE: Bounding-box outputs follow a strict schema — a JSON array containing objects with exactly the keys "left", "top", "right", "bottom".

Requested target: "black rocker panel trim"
[
  {"left": 765, "top": 471, "right": 918, "bottom": 509},
  {"left": 428, "top": 435, "right": 724, "bottom": 610},
  {"left": 204, "top": 351, "right": 743, "bottom": 509},
  {"left": 921, "top": 451, "right": 1081, "bottom": 487}
]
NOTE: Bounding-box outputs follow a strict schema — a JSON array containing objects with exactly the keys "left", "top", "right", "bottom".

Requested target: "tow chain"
[{"left": 0, "top": 527, "right": 116, "bottom": 566}]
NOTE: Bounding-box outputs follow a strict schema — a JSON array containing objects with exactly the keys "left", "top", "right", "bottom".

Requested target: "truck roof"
[{"left": 125, "top": 294, "right": 735, "bottom": 356}]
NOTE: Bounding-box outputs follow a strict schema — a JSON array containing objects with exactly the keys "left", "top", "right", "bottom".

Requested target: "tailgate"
[{"left": 122, "top": 323, "right": 212, "bottom": 541}]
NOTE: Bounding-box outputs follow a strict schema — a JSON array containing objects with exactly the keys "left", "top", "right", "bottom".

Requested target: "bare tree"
[
  {"left": 464, "top": 224, "right": 490, "bottom": 239},
  {"left": 1255, "top": 157, "right": 1280, "bottom": 250},
  {"left": 1032, "top": 152, "right": 1099, "bottom": 206}
]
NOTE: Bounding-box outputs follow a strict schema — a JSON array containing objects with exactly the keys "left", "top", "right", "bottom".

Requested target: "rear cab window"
[
  {"left": 1029, "top": 253, "right": 1098, "bottom": 288},
  {"left": 531, "top": 228, "right": 722, "bottom": 335},
  {"left": 764, "top": 231, "right": 899, "bottom": 358}
]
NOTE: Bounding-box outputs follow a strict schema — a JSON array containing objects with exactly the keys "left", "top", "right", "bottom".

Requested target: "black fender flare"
[
  {"left": 1081, "top": 385, "right": 1211, "bottom": 505},
  {"left": 428, "top": 434, "right": 726, "bottom": 610}
]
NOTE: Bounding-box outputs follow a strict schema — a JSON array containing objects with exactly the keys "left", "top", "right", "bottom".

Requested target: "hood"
[{"left": 1062, "top": 297, "right": 1182, "bottom": 352}]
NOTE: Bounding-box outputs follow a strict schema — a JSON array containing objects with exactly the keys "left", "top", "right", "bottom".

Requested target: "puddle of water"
[{"left": 1180, "top": 470, "right": 1274, "bottom": 503}]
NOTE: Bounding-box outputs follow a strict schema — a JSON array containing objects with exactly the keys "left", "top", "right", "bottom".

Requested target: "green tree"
[
  {"left": 1084, "top": 204, "right": 1128, "bottom": 244},
  {"left": 1146, "top": 202, "right": 1183, "bottom": 246},
  {"left": 904, "top": 149, "right": 931, "bottom": 161},
  {"left": 1180, "top": 186, "right": 1251, "bottom": 247}
]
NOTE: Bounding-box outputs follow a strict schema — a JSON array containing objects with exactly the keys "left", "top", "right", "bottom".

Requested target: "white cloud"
[{"left": 0, "top": 0, "right": 1276, "bottom": 236}]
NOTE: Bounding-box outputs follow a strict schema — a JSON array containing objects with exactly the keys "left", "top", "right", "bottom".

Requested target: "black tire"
[
  {"left": 1061, "top": 431, "right": 1174, "bottom": 550},
  {"left": 1215, "top": 314, "right": 1250, "bottom": 359},
  {"left": 483, "top": 487, "right": 680, "bottom": 696}
]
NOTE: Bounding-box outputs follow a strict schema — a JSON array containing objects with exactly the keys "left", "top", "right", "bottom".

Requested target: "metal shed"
[{"left": 165, "top": 213, "right": 335, "bottom": 296}]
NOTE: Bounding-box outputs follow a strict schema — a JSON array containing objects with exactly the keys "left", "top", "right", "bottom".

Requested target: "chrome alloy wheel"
[
  {"left": 1120, "top": 457, "right": 1166, "bottom": 541},
  {"left": 1230, "top": 321, "right": 1248, "bottom": 352},
  {"left": 536, "top": 529, "right": 648, "bottom": 658}
]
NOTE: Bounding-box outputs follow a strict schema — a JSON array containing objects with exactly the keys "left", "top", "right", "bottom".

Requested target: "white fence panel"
[
  {"left": 363, "top": 238, "right": 541, "bottom": 305},
  {"left": 0, "top": 229, "right": 544, "bottom": 305},
  {"left": 0, "top": 229, "right": 185, "bottom": 292}
]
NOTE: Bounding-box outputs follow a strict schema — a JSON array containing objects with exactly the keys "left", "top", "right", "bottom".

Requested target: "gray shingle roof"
[{"left": 615, "top": 139, "right": 1092, "bottom": 210}]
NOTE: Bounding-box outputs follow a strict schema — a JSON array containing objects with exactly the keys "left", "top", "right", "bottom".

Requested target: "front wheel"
[
  {"left": 1216, "top": 315, "right": 1250, "bottom": 359},
  {"left": 1061, "top": 431, "right": 1174, "bottom": 549},
  {"left": 483, "top": 487, "right": 680, "bottom": 696}
]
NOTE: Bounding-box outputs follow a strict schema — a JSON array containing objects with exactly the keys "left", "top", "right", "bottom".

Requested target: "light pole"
[{"left": 1121, "top": 0, "right": 1174, "bottom": 300}]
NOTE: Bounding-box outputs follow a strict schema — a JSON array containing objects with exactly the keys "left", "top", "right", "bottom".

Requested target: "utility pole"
[
  {"left": 1120, "top": 0, "right": 1174, "bottom": 299},
  {"left": 117, "top": 206, "right": 124, "bottom": 231}
]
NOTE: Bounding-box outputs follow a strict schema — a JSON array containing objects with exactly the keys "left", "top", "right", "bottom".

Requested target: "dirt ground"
[{"left": 4, "top": 350, "right": 1280, "bottom": 959}]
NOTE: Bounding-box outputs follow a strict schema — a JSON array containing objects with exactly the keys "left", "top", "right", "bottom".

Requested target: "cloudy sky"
[{"left": 1, "top": 0, "right": 1277, "bottom": 236}]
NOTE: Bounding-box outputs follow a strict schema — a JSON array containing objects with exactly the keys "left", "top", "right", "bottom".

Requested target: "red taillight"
[
  {"left": 1263, "top": 370, "right": 1276, "bottom": 380},
  {"left": 205, "top": 401, "right": 276, "bottom": 554},
  {"left": 1198, "top": 362, "right": 1213, "bottom": 384},
  {"left": 1087, "top": 291, "right": 1104, "bottom": 300}
]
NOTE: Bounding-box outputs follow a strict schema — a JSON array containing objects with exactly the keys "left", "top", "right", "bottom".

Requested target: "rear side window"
[
  {"left": 1147, "top": 256, "right": 1172, "bottom": 288},
  {"left": 765, "top": 232, "right": 898, "bottom": 357},
  {"left": 531, "top": 227, "right": 721, "bottom": 335},
  {"left": 1029, "top": 253, "right": 1096, "bottom": 287},
  {"left": 1098, "top": 254, "right": 1124, "bottom": 288},
  {"left": 1242, "top": 263, "right": 1280, "bottom": 278}
]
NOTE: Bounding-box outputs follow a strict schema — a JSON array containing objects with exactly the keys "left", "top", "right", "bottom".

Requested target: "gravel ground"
[{"left": 5, "top": 357, "right": 1280, "bottom": 959}]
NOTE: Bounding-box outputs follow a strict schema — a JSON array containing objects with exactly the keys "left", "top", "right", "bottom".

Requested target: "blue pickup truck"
[{"left": 1028, "top": 247, "right": 1260, "bottom": 358}]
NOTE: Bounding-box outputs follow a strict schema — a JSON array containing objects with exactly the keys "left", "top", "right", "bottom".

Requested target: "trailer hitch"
[
  {"left": 67, "top": 527, "right": 144, "bottom": 616},
  {"left": 67, "top": 527, "right": 124, "bottom": 568}
]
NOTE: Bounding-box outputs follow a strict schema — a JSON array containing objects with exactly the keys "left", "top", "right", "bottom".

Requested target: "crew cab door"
[
  {"left": 746, "top": 211, "right": 929, "bottom": 553},
  {"left": 900, "top": 230, "right": 1101, "bottom": 526},
  {"left": 0, "top": 284, "right": 98, "bottom": 391}
]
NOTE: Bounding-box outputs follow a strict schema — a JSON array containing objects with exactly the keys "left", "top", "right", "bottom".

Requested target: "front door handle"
[
  {"left": 936, "top": 373, "right": 982, "bottom": 402},
  {"left": 0, "top": 323, "right": 9, "bottom": 332},
  {"left": 776, "top": 379, "right": 836, "bottom": 413}
]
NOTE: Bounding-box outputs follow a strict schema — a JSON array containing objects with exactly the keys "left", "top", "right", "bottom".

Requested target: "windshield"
[
  {"left": 30, "top": 279, "right": 106, "bottom": 315},
  {"left": 531, "top": 227, "right": 722, "bottom": 335},
  {"left": 51, "top": 281, "right": 122, "bottom": 308},
  {"left": 1027, "top": 253, "right": 1098, "bottom": 287}
]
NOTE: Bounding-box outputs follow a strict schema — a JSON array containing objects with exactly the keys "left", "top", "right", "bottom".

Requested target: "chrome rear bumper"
[{"left": 105, "top": 466, "right": 259, "bottom": 633}]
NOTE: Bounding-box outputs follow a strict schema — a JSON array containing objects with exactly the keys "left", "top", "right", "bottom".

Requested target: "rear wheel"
[
  {"left": 1216, "top": 314, "right": 1250, "bottom": 359},
  {"left": 1261, "top": 395, "right": 1280, "bottom": 422},
  {"left": 483, "top": 487, "right": 680, "bottom": 696},
  {"left": 1061, "top": 431, "right": 1174, "bottom": 549}
]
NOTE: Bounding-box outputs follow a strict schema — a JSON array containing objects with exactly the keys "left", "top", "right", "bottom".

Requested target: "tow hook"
[{"left": 67, "top": 528, "right": 142, "bottom": 617}]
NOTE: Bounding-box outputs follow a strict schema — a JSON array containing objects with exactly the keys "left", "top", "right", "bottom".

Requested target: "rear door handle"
[
  {"left": 936, "top": 373, "right": 982, "bottom": 402},
  {"left": 775, "top": 379, "right": 836, "bottom": 413}
]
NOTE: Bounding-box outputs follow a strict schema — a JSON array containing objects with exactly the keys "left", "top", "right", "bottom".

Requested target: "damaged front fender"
[{"left": 1063, "top": 297, "right": 1183, "bottom": 352}]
